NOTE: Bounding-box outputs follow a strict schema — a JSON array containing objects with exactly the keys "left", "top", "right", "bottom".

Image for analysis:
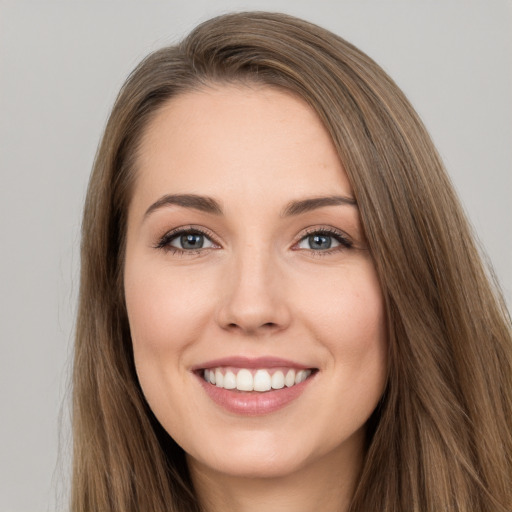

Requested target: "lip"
[
  {"left": 192, "top": 356, "right": 317, "bottom": 416},
  {"left": 191, "top": 356, "right": 312, "bottom": 371}
]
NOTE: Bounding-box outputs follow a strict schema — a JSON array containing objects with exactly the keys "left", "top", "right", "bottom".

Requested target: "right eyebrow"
[{"left": 144, "top": 194, "right": 223, "bottom": 219}]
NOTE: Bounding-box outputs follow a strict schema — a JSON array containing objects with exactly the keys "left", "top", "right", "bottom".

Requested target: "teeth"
[
  {"left": 203, "top": 367, "right": 312, "bottom": 392},
  {"left": 253, "top": 369, "right": 272, "bottom": 391},
  {"left": 271, "top": 371, "right": 285, "bottom": 389},
  {"left": 204, "top": 369, "right": 217, "bottom": 385},
  {"left": 295, "top": 370, "right": 308, "bottom": 384},
  {"left": 236, "top": 369, "right": 253, "bottom": 391},
  {"left": 223, "top": 370, "right": 237, "bottom": 389},
  {"left": 215, "top": 369, "right": 224, "bottom": 388}
]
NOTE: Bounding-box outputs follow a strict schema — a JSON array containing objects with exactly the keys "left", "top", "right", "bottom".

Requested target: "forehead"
[{"left": 133, "top": 85, "right": 352, "bottom": 211}]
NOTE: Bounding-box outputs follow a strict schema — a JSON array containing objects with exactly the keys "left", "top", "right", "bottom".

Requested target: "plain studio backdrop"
[{"left": 0, "top": 1, "right": 510, "bottom": 510}]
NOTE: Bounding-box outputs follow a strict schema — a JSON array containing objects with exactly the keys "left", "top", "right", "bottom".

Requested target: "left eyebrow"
[{"left": 281, "top": 195, "right": 357, "bottom": 217}]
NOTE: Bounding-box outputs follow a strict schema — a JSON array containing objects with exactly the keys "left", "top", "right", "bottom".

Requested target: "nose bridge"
[
  {"left": 216, "top": 238, "right": 289, "bottom": 334},
  {"left": 234, "top": 242, "right": 274, "bottom": 298}
]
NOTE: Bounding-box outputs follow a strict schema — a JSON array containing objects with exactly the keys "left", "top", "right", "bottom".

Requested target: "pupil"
[
  {"left": 181, "top": 233, "right": 204, "bottom": 249},
  {"left": 309, "top": 234, "right": 331, "bottom": 250}
]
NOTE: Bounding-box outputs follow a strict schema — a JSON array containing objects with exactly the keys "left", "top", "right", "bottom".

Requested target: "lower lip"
[{"left": 196, "top": 373, "right": 315, "bottom": 416}]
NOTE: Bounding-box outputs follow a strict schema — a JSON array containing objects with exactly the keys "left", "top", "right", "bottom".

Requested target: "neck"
[{"left": 187, "top": 431, "right": 364, "bottom": 512}]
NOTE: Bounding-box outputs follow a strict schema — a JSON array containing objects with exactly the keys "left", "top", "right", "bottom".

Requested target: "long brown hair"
[{"left": 73, "top": 12, "right": 512, "bottom": 511}]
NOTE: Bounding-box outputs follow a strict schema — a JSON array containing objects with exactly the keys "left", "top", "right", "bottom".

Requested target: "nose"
[{"left": 215, "top": 246, "right": 291, "bottom": 336}]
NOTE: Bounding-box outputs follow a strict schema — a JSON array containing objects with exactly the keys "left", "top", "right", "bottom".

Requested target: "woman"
[{"left": 73, "top": 11, "right": 512, "bottom": 512}]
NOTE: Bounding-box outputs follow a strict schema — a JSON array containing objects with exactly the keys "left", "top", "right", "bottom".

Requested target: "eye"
[
  {"left": 170, "top": 232, "right": 215, "bottom": 250},
  {"left": 156, "top": 228, "right": 217, "bottom": 253},
  {"left": 295, "top": 229, "right": 352, "bottom": 252}
]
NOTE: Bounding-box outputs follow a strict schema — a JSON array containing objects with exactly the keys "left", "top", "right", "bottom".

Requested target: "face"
[{"left": 124, "top": 85, "right": 387, "bottom": 481}]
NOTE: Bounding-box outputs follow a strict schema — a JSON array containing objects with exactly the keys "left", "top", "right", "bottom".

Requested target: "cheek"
[
  {"left": 124, "top": 260, "right": 215, "bottom": 355},
  {"left": 124, "top": 259, "right": 217, "bottom": 418},
  {"left": 298, "top": 262, "right": 385, "bottom": 348},
  {"left": 296, "top": 261, "right": 387, "bottom": 399}
]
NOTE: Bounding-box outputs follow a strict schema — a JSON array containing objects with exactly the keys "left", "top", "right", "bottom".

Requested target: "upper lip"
[{"left": 191, "top": 356, "right": 314, "bottom": 371}]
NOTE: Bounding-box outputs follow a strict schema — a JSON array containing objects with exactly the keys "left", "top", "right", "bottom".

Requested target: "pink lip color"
[
  {"left": 192, "top": 356, "right": 311, "bottom": 371},
  {"left": 193, "top": 356, "right": 316, "bottom": 416},
  {"left": 197, "top": 376, "right": 314, "bottom": 416}
]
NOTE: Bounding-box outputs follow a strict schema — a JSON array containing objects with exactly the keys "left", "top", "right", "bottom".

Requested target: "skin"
[{"left": 124, "top": 85, "right": 388, "bottom": 512}]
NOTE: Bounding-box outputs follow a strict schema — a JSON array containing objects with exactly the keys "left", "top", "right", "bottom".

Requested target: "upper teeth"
[{"left": 203, "top": 368, "right": 312, "bottom": 392}]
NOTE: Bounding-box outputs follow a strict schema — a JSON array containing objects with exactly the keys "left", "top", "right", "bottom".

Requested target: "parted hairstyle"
[{"left": 73, "top": 11, "right": 512, "bottom": 512}]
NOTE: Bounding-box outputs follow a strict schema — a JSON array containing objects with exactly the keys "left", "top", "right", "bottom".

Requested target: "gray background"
[{"left": 1, "top": 1, "right": 510, "bottom": 510}]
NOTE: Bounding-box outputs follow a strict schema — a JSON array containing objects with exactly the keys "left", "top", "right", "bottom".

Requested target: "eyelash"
[
  {"left": 155, "top": 226, "right": 217, "bottom": 256},
  {"left": 296, "top": 227, "right": 353, "bottom": 255},
  {"left": 155, "top": 226, "right": 353, "bottom": 256}
]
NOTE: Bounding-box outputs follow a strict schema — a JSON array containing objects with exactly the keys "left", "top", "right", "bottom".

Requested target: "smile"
[
  {"left": 203, "top": 367, "right": 313, "bottom": 392},
  {"left": 194, "top": 357, "right": 318, "bottom": 415}
]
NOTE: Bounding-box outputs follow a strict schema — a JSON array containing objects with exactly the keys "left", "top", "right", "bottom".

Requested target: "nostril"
[{"left": 227, "top": 322, "right": 276, "bottom": 327}]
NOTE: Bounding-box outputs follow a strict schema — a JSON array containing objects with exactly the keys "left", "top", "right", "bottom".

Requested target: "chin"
[
  {"left": 184, "top": 425, "right": 364, "bottom": 482},
  {"left": 188, "top": 449, "right": 309, "bottom": 480}
]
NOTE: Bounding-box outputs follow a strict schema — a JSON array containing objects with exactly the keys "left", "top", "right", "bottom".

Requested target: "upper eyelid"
[
  {"left": 156, "top": 225, "right": 220, "bottom": 249},
  {"left": 156, "top": 224, "right": 353, "bottom": 249},
  {"left": 294, "top": 226, "right": 352, "bottom": 243},
  {"left": 162, "top": 225, "right": 217, "bottom": 239},
  {"left": 299, "top": 226, "right": 347, "bottom": 237}
]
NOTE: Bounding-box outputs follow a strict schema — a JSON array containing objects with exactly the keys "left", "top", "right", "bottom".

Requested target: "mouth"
[
  {"left": 199, "top": 366, "right": 315, "bottom": 392},
  {"left": 193, "top": 357, "right": 318, "bottom": 415}
]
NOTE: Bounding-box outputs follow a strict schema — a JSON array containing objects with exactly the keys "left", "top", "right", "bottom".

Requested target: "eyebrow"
[
  {"left": 281, "top": 195, "right": 357, "bottom": 217},
  {"left": 144, "top": 194, "right": 223, "bottom": 218},
  {"left": 143, "top": 193, "right": 357, "bottom": 219}
]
